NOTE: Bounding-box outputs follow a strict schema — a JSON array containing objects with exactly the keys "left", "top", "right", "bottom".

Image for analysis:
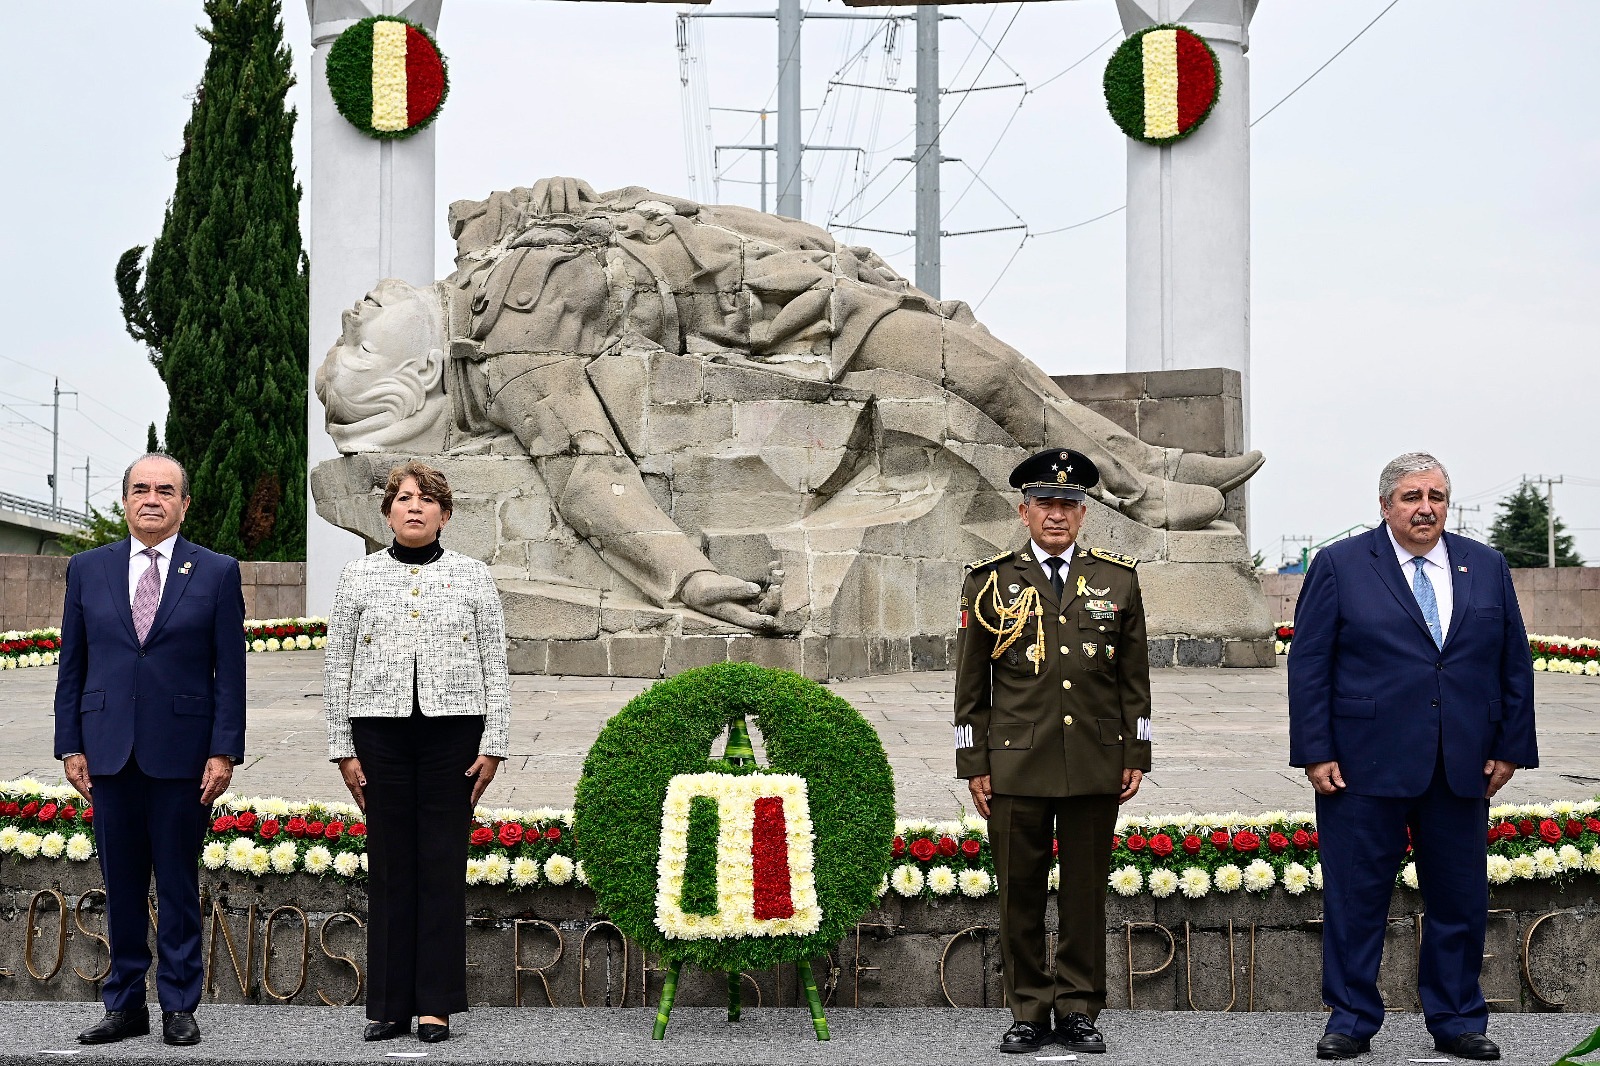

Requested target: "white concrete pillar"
[
  {"left": 1117, "top": 0, "right": 1258, "bottom": 426},
  {"left": 304, "top": 0, "right": 441, "bottom": 614}
]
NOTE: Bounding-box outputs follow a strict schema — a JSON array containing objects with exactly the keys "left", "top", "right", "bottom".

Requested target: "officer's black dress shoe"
[
  {"left": 363, "top": 1020, "right": 411, "bottom": 1042},
  {"left": 997, "top": 1020, "right": 1050, "bottom": 1053},
  {"left": 417, "top": 1021, "right": 451, "bottom": 1043},
  {"left": 78, "top": 1007, "right": 150, "bottom": 1044},
  {"left": 161, "top": 1011, "right": 201, "bottom": 1046},
  {"left": 1316, "top": 1032, "right": 1370, "bottom": 1059},
  {"left": 1435, "top": 1032, "right": 1500, "bottom": 1060},
  {"left": 1056, "top": 1013, "right": 1107, "bottom": 1054}
]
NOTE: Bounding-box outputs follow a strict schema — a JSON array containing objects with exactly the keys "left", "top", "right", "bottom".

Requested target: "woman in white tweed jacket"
[{"left": 323, "top": 461, "right": 510, "bottom": 1045}]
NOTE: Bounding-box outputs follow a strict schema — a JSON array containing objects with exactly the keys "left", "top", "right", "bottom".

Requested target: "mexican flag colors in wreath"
[
  {"left": 326, "top": 15, "right": 448, "bottom": 140},
  {"left": 1103, "top": 24, "right": 1221, "bottom": 146}
]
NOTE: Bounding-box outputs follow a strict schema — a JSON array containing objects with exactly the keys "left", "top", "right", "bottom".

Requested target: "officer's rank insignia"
[
  {"left": 1082, "top": 642, "right": 1097, "bottom": 658},
  {"left": 1105, "top": 645, "right": 1116, "bottom": 662},
  {"left": 1089, "top": 547, "right": 1138, "bottom": 569},
  {"left": 1026, "top": 641, "right": 1045, "bottom": 665},
  {"left": 1076, "top": 575, "right": 1110, "bottom": 599}
]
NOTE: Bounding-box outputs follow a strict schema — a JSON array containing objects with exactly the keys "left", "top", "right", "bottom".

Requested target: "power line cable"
[{"left": 1250, "top": 0, "right": 1402, "bottom": 127}]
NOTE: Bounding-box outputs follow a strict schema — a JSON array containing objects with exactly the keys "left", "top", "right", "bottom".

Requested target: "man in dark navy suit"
[
  {"left": 1289, "top": 452, "right": 1537, "bottom": 1062},
  {"left": 54, "top": 454, "right": 246, "bottom": 1047}
]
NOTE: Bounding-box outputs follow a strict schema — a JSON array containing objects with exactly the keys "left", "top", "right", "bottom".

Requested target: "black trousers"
[
  {"left": 989, "top": 793, "right": 1119, "bottom": 1024},
  {"left": 352, "top": 709, "right": 482, "bottom": 1021}
]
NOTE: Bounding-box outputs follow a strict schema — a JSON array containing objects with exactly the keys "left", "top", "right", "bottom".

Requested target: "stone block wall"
[
  {"left": 0, "top": 555, "right": 306, "bottom": 630},
  {"left": 1261, "top": 567, "right": 1600, "bottom": 639}
]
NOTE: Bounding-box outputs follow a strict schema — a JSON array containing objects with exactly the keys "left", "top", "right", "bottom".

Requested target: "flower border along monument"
[{"left": 573, "top": 662, "right": 895, "bottom": 1038}]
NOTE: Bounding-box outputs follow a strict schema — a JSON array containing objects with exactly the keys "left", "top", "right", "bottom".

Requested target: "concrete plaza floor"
[{"left": 3, "top": 654, "right": 1597, "bottom": 817}]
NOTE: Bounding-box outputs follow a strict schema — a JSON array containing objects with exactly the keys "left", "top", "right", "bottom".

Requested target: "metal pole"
[
  {"left": 1546, "top": 479, "right": 1556, "bottom": 568},
  {"left": 51, "top": 378, "right": 60, "bottom": 516},
  {"left": 776, "top": 0, "right": 802, "bottom": 219},
  {"left": 83, "top": 457, "right": 90, "bottom": 518},
  {"left": 760, "top": 111, "right": 769, "bottom": 213},
  {"left": 914, "top": 4, "right": 940, "bottom": 298}
]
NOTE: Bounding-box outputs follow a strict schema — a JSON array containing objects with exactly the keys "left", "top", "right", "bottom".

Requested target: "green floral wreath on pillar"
[
  {"left": 574, "top": 663, "right": 895, "bottom": 974},
  {"left": 1104, "top": 23, "right": 1222, "bottom": 146},
  {"left": 325, "top": 15, "right": 449, "bottom": 140}
]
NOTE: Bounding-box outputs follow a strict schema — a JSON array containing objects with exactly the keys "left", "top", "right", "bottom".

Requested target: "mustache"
[{"left": 1410, "top": 514, "right": 1437, "bottom": 526}]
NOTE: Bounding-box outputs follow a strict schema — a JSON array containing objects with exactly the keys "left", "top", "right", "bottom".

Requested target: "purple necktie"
[{"left": 132, "top": 547, "right": 162, "bottom": 645}]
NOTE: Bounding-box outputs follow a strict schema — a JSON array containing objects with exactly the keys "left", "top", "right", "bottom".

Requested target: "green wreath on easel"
[{"left": 573, "top": 662, "right": 895, "bottom": 1040}]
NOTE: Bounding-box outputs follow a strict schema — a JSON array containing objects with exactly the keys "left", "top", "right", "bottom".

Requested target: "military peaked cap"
[{"left": 1009, "top": 448, "right": 1099, "bottom": 501}]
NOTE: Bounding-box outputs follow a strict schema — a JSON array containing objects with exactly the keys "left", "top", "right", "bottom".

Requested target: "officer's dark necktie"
[{"left": 1045, "top": 555, "right": 1065, "bottom": 599}]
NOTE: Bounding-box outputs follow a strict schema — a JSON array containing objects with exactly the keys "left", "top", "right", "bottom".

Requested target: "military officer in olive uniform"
[{"left": 954, "top": 448, "right": 1152, "bottom": 1055}]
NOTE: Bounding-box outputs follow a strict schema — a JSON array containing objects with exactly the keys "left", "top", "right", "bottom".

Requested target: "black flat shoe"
[
  {"left": 78, "top": 1008, "right": 150, "bottom": 1045},
  {"left": 1435, "top": 1032, "right": 1500, "bottom": 1061},
  {"left": 161, "top": 1011, "right": 201, "bottom": 1047},
  {"left": 1316, "top": 1032, "right": 1371, "bottom": 1060},
  {"left": 997, "top": 1020, "right": 1049, "bottom": 1053},
  {"left": 417, "top": 1022, "right": 450, "bottom": 1043},
  {"left": 364, "top": 1020, "right": 411, "bottom": 1042},
  {"left": 1056, "top": 1012, "right": 1107, "bottom": 1054}
]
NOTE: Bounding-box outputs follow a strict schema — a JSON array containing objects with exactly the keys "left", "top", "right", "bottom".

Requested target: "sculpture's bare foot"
[
  {"left": 680, "top": 571, "right": 777, "bottom": 631},
  {"left": 1120, "top": 481, "right": 1226, "bottom": 531},
  {"left": 1170, "top": 450, "right": 1265, "bottom": 494}
]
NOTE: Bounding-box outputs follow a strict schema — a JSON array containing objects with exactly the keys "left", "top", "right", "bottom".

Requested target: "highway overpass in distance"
[{"left": 0, "top": 492, "right": 85, "bottom": 555}]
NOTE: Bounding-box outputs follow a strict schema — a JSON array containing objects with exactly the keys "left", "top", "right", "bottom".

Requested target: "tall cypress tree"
[
  {"left": 1488, "top": 482, "right": 1582, "bottom": 567},
  {"left": 118, "top": 0, "right": 307, "bottom": 560}
]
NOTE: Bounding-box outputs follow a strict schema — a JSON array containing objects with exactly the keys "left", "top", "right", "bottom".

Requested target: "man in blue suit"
[
  {"left": 1289, "top": 452, "right": 1537, "bottom": 1062},
  {"left": 54, "top": 454, "right": 246, "bottom": 1047}
]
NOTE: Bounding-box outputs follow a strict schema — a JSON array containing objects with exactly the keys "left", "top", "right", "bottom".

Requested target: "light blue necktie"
[{"left": 1411, "top": 557, "right": 1443, "bottom": 649}]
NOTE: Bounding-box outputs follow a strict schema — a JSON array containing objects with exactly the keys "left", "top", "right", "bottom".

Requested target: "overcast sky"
[{"left": 2, "top": 0, "right": 1596, "bottom": 566}]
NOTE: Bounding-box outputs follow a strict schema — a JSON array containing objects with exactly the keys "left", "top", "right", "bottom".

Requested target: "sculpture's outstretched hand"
[
  {"left": 680, "top": 571, "right": 778, "bottom": 631},
  {"left": 529, "top": 177, "right": 599, "bottom": 216}
]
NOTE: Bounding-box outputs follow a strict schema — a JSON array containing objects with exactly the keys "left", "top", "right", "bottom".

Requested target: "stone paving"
[{"left": 5, "top": 656, "right": 1598, "bottom": 817}]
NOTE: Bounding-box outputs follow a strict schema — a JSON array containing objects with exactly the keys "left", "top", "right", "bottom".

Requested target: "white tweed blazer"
[{"left": 323, "top": 549, "right": 511, "bottom": 761}]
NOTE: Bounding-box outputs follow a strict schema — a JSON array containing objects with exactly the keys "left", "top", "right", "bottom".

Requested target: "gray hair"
[
  {"left": 1378, "top": 452, "right": 1450, "bottom": 503},
  {"left": 122, "top": 453, "right": 191, "bottom": 499}
]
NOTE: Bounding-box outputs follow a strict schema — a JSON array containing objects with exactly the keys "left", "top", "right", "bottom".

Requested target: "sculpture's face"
[{"left": 316, "top": 279, "right": 450, "bottom": 453}]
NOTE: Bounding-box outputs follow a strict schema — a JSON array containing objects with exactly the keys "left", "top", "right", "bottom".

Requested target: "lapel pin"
[
  {"left": 1457, "top": 565, "right": 1468, "bottom": 573},
  {"left": 179, "top": 561, "right": 193, "bottom": 575}
]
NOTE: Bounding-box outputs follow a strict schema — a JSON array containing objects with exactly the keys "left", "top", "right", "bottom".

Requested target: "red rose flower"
[
  {"left": 498, "top": 823, "right": 524, "bottom": 847},
  {"left": 544, "top": 826, "right": 562, "bottom": 841},
  {"left": 1149, "top": 833, "right": 1174, "bottom": 858},
  {"left": 1496, "top": 822, "right": 1518, "bottom": 840},
  {"left": 38, "top": 803, "right": 58, "bottom": 822},
  {"left": 0, "top": 801, "right": 17, "bottom": 816},
  {"left": 59, "top": 805, "right": 76, "bottom": 821},
  {"left": 1182, "top": 834, "right": 1202, "bottom": 856},
  {"left": 470, "top": 826, "right": 493, "bottom": 846},
  {"left": 1126, "top": 834, "right": 1147, "bottom": 852},
  {"left": 306, "top": 820, "right": 326, "bottom": 837},
  {"left": 1053, "top": 839, "right": 1060, "bottom": 855},
  {"left": 259, "top": 819, "right": 280, "bottom": 841},
  {"left": 1539, "top": 819, "right": 1562, "bottom": 845},
  {"left": 212, "top": 814, "right": 237, "bottom": 833},
  {"left": 1292, "top": 828, "right": 1312, "bottom": 849},
  {"left": 1565, "top": 819, "right": 1583, "bottom": 839},
  {"left": 20, "top": 801, "right": 39, "bottom": 818},
  {"left": 937, "top": 835, "right": 958, "bottom": 857},
  {"left": 325, "top": 821, "right": 344, "bottom": 840},
  {"left": 1210, "top": 829, "right": 1231, "bottom": 851},
  {"left": 1111, "top": 836, "right": 1122, "bottom": 850},
  {"left": 235, "top": 811, "right": 258, "bottom": 832},
  {"left": 348, "top": 823, "right": 366, "bottom": 837},
  {"left": 1518, "top": 819, "right": 1536, "bottom": 838},
  {"left": 286, "top": 817, "right": 308, "bottom": 838},
  {"left": 82, "top": 807, "right": 93, "bottom": 823},
  {"left": 1267, "top": 831, "right": 1289, "bottom": 854},
  {"left": 1586, "top": 817, "right": 1600, "bottom": 835},
  {"left": 909, "top": 838, "right": 937, "bottom": 862},
  {"left": 961, "top": 838, "right": 982, "bottom": 858},
  {"left": 1232, "top": 830, "right": 1261, "bottom": 853},
  {"left": 892, "top": 836, "right": 906, "bottom": 857}
]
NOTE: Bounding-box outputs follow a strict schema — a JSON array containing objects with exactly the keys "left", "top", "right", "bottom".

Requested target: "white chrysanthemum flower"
[
  {"left": 575, "top": 860, "right": 588, "bottom": 886},
  {"left": 1486, "top": 855, "right": 1513, "bottom": 885},
  {"left": 1533, "top": 848, "right": 1560, "bottom": 878},
  {"left": 1148, "top": 869, "right": 1179, "bottom": 898},
  {"left": 246, "top": 846, "right": 271, "bottom": 876},
  {"left": 958, "top": 868, "right": 992, "bottom": 897},
  {"left": 1108, "top": 866, "right": 1143, "bottom": 897},
  {"left": 1551, "top": 801, "right": 1578, "bottom": 817},
  {"left": 960, "top": 814, "right": 989, "bottom": 839},
  {"left": 265, "top": 638, "right": 281, "bottom": 652},
  {"left": 312, "top": 635, "right": 327, "bottom": 649},
  {"left": 0, "top": 826, "right": 18, "bottom": 853},
  {"left": 226, "top": 838, "right": 255, "bottom": 872},
  {"left": 545, "top": 854, "right": 575, "bottom": 885},
  {"left": 26, "top": 653, "right": 42, "bottom": 667},
  {"left": 269, "top": 842, "right": 298, "bottom": 873},
  {"left": 1214, "top": 864, "right": 1243, "bottom": 893},
  {"left": 927, "top": 866, "right": 958, "bottom": 896},
  {"left": 251, "top": 639, "right": 267, "bottom": 653},
  {"left": 258, "top": 797, "right": 291, "bottom": 818},
  {"left": 1047, "top": 865, "right": 1061, "bottom": 891},
  {"left": 1243, "top": 859, "right": 1275, "bottom": 892},
  {"left": 510, "top": 857, "right": 540, "bottom": 887},
  {"left": 1510, "top": 854, "right": 1536, "bottom": 880},
  {"left": 1582, "top": 846, "right": 1600, "bottom": 875},
  {"left": 1311, "top": 863, "right": 1324, "bottom": 891},
  {"left": 1177, "top": 867, "right": 1210, "bottom": 899},
  {"left": 66, "top": 833, "right": 94, "bottom": 862},
  {"left": 1400, "top": 862, "right": 1419, "bottom": 890},
  {"left": 332, "top": 851, "right": 361, "bottom": 877},
  {"left": 359, "top": 852, "right": 368, "bottom": 873},
  {"left": 875, "top": 875, "right": 889, "bottom": 898},
  {"left": 295, "top": 634, "right": 312, "bottom": 650},
  {"left": 1557, "top": 844, "right": 1584, "bottom": 872},
  {"left": 202, "top": 841, "right": 227, "bottom": 869},
  {"left": 891, "top": 864, "right": 924, "bottom": 897},
  {"left": 482, "top": 853, "right": 510, "bottom": 885},
  {"left": 303, "top": 845, "right": 333, "bottom": 875},
  {"left": 465, "top": 858, "right": 485, "bottom": 885},
  {"left": 1282, "top": 862, "right": 1311, "bottom": 895},
  {"left": 39, "top": 832, "right": 65, "bottom": 859}
]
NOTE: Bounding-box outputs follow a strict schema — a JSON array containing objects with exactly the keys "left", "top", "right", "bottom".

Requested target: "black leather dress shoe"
[
  {"left": 1056, "top": 1012, "right": 1107, "bottom": 1054},
  {"left": 997, "top": 1020, "right": 1049, "bottom": 1053},
  {"left": 1435, "top": 1032, "right": 1500, "bottom": 1061},
  {"left": 1316, "top": 1032, "right": 1370, "bottom": 1059},
  {"left": 417, "top": 1021, "right": 450, "bottom": 1044},
  {"left": 78, "top": 1008, "right": 150, "bottom": 1045},
  {"left": 364, "top": 1020, "right": 411, "bottom": 1042},
  {"left": 161, "top": 1011, "right": 201, "bottom": 1046}
]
